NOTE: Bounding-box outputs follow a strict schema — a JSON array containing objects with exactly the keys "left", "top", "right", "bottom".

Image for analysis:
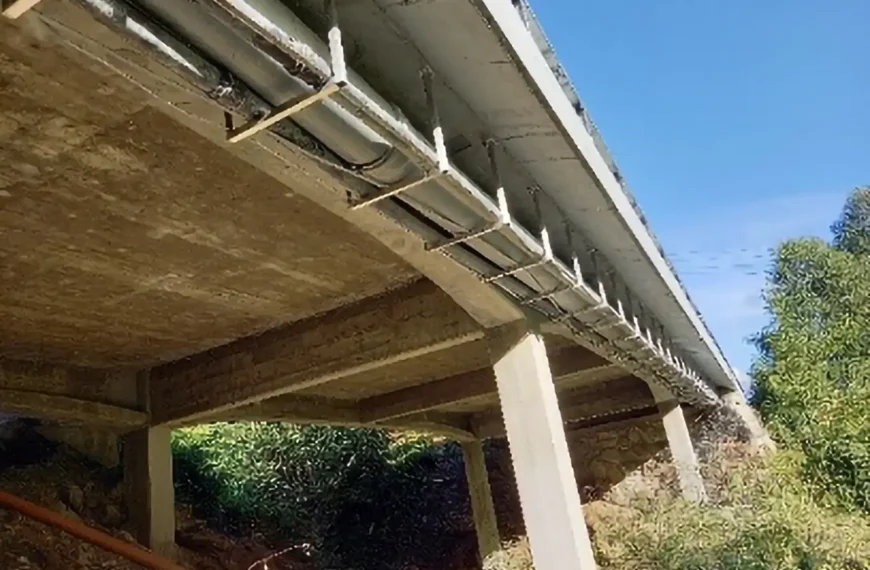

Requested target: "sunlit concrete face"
[{"left": 0, "top": 21, "right": 419, "bottom": 367}]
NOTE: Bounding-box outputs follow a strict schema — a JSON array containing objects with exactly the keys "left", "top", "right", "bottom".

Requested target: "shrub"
[
  {"left": 486, "top": 447, "right": 870, "bottom": 570},
  {"left": 172, "top": 423, "right": 473, "bottom": 570}
]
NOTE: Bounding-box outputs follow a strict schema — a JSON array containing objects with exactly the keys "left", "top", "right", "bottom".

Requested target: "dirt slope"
[{"left": 0, "top": 421, "right": 308, "bottom": 570}]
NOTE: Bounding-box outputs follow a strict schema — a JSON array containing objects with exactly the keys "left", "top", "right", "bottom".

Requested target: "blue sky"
[{"left": 531, "top": 0, "right": 869, "bottom": 384}]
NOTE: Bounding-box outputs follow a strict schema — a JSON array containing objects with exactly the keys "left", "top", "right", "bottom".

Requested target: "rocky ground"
[{"left": 0, "top": 420, "right": 310, "bottom": 570}]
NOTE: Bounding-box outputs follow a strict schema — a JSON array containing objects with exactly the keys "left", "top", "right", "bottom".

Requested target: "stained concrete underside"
[
  {"left": 0, "top": 18, "right": 419, "bottom": 367},
  {"left": 0, "top": 5, "right": 661, "bottom": 442}
]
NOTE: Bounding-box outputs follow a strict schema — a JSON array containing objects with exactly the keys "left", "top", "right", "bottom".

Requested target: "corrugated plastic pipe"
[{"left": 0, "top": 489, "right": 188, "bottom": 570}]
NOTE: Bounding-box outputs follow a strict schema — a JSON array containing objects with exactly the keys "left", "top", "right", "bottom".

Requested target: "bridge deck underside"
[
  {"left": 0, "top": 20, "right": 418, "bottom": 368},
  {"left": 0, "top": 9, "right": 656, "bottom": 443}
]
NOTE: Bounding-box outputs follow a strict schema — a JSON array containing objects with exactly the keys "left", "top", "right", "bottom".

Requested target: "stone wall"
[
  {"left": 485, "top": 402, "right": 756, "bottom": 510},
  {"left": 563, "top": 404, "right": 757, "bottom": 504},
  {"left": 35, "top": 423, "right": 121, "bottom": 468},
  {"left": 566, "top": 415, "right": 674, "bottom": 503}
]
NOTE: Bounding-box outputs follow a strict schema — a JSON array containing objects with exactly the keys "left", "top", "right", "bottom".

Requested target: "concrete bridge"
[{"left": 1, "top": 0, "right": 766, "bottom": 568}]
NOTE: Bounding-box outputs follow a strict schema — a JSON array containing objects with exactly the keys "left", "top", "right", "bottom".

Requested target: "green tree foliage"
[
  {"left": 752, "top": 186, "right": 870, "bottom": 512},
  {"left": 172, "top": 423, "right": 473, "bottom": 570},
  {"left": 832, "top": 187, "right": 870, "bottom": 256}
]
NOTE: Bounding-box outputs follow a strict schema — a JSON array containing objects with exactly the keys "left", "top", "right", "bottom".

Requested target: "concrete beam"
[
  {"left": 472, "top": 403, "right": 662, "bottom": 440},
  {"left": 358, "top": 345, "right": 608, "bottom": 423},
  {"left": 0, "top": 359, "right": 144, "bottom": 429},
  {"left": 461, "top": 440, "right": 501, "bottom": 562},
  {"left": 34, "top": 0, "right": 522, "bottom": 332},
  {"left": 360, "top": 368, "right": 495, "bottom": 423},
  {"left": 150, "top": 280, "right": 482, "bottom": 425},
  {"left": 471, "top": 375, "right": 654, "bottom": 439},
  {"left": 204, "top": 395, "right": 362, "bottom": 425},
  {"left": 488, "top": 324, "right": 598, "bottom": 570},
  {"left": 648, "top": 383, "right": 707, "bottom": 503},
  {"left": 0, "top": 389, "right": 147, "bottom": 429},
  {"left": 190, "top": 394, "right": 476, "bottom": 442},
  {"left": 123, "top": 426, "right": 176, "bottom": 559}
]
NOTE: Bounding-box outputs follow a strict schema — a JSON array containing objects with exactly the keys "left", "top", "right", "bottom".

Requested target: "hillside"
[
  {"left": 0, "top": 420, "right": 308, "bottom": 570},
  {"left": 2, "top": 417, "right": 870, "bottom": 570}
]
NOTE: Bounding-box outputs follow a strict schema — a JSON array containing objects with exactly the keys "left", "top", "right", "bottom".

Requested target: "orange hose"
[{"left": 0, "top": 489, "right": 188, "bottom": 570}]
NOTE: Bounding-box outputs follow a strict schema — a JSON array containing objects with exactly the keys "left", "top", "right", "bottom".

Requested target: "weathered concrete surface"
[
  {"left": 149, "top": 279, "right": 484, "bottom": 425},
  {"left": 124, "top": 425, "right": 176, "bottom": 558},
  {"left": 461, "top": 440, "right": 501, "bottom": 562},
  {"left": 488, "top": 326, "right": 598, "bottom": 570},
  {"left": 35, "top": 423, "right": 122, "bottom": 467},
  {"left": 0, "top": 15, "right": 418, "bottom": 368},
  {"left": 16, "top": 1, "right": 523, "bottom": 336}
]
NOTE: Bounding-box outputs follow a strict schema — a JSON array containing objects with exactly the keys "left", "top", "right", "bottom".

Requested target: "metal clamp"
[
  {"left": 227, "top": 0, "right": 347, "bottom": 143},
  {"left": 351, "top": 68, "right": 450, "bottom": 209},
  {"left": 426, "top": 187, "right": 511, "bottom": 251},
  {"left": 483, "top": 227, "right": 554, "bottom": 283}
]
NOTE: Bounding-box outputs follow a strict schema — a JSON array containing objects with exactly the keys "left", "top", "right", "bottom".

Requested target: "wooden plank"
[
  {"left": 227, "top": 83, "right": 341, "bottom": 142},
  {"left": 358, "top": 344, "right": 608, "bottom": 422},
  {"left": 150, "top": 280, "right": 482, "bottom": 425},
  {"left": 0, "top": 388, "right": 148, "bottom": 429},
  {"left": 2, "top": 0, "right": 42, "bottom": 19}
]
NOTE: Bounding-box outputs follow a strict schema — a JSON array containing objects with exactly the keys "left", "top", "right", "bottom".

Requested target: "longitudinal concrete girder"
[
  {"left": 206, "top": 342, "right": 609, "bottom": 426},
  {"left": 150, "top": 280, "right": 484, "bottom": 426}
]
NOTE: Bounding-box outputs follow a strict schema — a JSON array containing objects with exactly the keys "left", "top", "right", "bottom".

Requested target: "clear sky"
[{"left": 530, "top": 0, "right": 869, "bottom": 385}]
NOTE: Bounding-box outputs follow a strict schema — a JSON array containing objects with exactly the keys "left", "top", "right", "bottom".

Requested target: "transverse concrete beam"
[
  {"left": 357, "top": 344, "right": 608, "bottom": 423},
  {"left": 150, "top": 280, "right": 483, "bottom": 425},
  {"left": 471, "top": 375, "right": 655, "bottom": 439},
  {"left": 0, "top": 359, "right": 144, "bottom": 429},
  {"left": 192, "top": 394, "right": 475, "bottom": 441}
]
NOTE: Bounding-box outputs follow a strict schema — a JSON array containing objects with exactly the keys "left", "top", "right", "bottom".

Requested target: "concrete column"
[
  {"left": 460, "top": 440, "right": 501, "bottom": 562},
  {"left": 123, "top": 426, "right": 176, "bottom": 558},
  {"left": 488, "top": 324, "right": 598, "bottom": 570},
  {"left": 648, "top": 383, "right": 707, "bottom": 503}
]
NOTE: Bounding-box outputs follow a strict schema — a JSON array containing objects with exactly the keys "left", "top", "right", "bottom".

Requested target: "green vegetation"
[
  {"left": 752, "top": 186, "right": 870, "bottom": 513},
  {"left": 488, "top": 448, "right": 870, "bottom": 570},
  {"left": 172, "top": 423, "right": 473, "bottom": 570}
]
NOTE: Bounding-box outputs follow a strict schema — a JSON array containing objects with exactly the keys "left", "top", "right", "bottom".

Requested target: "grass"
[{"left": 484, "top": 443, "right": 870, "bottom": 570}]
